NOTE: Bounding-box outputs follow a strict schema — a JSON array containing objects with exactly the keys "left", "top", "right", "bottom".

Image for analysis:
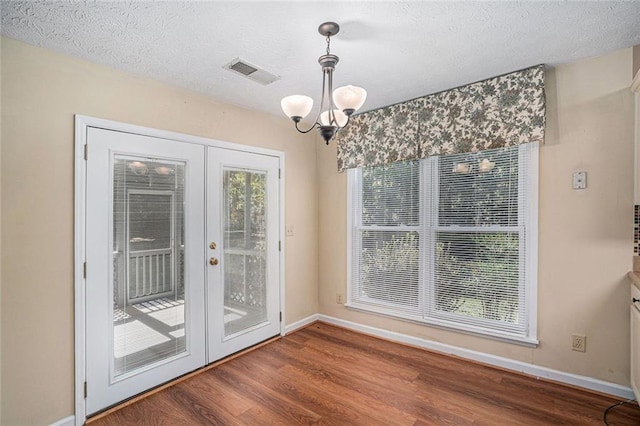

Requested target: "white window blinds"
[
  {"left": 348, "top": 143, "right": 538, "bottom": 344},
  {"left": 352, "top": 161, "right": 422, "bottom": 315}
]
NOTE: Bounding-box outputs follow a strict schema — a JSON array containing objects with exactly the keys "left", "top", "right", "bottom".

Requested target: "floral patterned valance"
[{"left": 335, "top": 65, "right": 545, "bottom": 172}]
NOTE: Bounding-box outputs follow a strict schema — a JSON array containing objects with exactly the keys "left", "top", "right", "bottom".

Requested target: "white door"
[
  {"left": 206, "top": 148, "right": 281, "bottom": 361},
  {"left": 85, "top": 128, "right": 206, "bottom": 415}
]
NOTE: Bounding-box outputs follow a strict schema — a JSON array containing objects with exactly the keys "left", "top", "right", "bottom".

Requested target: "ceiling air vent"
[{"left": 223, "top": 57, "right": 280, "bottom": 85}]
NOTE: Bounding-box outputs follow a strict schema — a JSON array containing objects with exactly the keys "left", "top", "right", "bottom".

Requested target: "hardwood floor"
[{"left": 90, "top": 322, "right": 640, "bottom": 425}]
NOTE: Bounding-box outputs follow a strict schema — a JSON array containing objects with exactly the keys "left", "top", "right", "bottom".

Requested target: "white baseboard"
[
  {"left": 50, "top": 415, "right": 75, "bottom": 426},
  {"left": 317, "top": 314, "right": 635, "bottom": 400},
  {"left": 284, "top": 314, "right": 319, "bottom": 334}
]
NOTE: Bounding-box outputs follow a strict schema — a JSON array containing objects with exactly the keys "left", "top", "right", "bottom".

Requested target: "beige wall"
[
  {"left": 633, "top": 45, "right": 640, "bottom": 77},
  {"left": 0, "top": 37, "right": 319, "bottom": 425},
  {"left": 0, "top": 36, "right": 3, "bottom": 425},
  {"left": 318, "top": 48, "right": 635, "bottom": 386}
]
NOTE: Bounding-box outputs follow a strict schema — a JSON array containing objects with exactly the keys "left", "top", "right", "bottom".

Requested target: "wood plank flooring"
[{"left": 90, "top": 322, "right": 640, "bottom": 425}]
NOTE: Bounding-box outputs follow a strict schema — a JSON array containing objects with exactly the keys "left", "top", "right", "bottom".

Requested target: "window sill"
[{"left": 345, "top": 302, "right": 539, "bottom": 348}]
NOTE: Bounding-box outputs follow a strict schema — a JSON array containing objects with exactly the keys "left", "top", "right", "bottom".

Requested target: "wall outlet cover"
[
  {"left": 572, "top": 171, "right": 587, "bottom": 190},
  {"left": 571, "top": 334, "right": 586, "bottom": 352}
]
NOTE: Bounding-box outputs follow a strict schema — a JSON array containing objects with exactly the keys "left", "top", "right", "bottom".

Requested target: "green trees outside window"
[{"left": 351, "top": 144, "right": 536, "bottom": 339}]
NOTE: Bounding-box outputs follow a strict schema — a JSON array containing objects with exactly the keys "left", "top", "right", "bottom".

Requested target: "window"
[{"left": 348, "top": 143, "right": 538, "bottom": 344}]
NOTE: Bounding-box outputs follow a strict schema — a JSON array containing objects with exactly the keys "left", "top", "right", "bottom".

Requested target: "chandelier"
[{"left": 280, "top": 22, "right": 367, "bottom": 144}]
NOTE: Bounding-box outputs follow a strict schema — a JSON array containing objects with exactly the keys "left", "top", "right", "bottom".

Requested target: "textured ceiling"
[{"left": 2, "top": 1, "right": 640, "bottom": 119}]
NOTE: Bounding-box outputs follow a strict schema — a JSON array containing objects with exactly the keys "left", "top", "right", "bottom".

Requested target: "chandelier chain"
[{"left": 326, "top": 35, "right": 331, "bottom": 55}]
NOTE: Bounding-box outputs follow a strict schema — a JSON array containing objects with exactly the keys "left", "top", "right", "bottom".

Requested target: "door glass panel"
[
  {"left": 112, "top": 156, "right": 186, "bottom": 378},
  {"left": 223, "top": 169, "right": 268, "bottom": 337}
]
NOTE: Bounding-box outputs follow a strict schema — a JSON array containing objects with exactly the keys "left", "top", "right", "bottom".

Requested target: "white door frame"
[{"left": 74, "top": 115, "right": 286, "bottom": 425}]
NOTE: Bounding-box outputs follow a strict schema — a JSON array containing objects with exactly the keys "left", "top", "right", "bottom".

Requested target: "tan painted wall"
[
  {"left": 0, "top": 37, "right": 319, "bottom": 425},
  {"left": 633, "top": 45, "right": 640, "bottom": 77},
  {"left": 318, "top": 48, "right": 635, "bottom": 386}
]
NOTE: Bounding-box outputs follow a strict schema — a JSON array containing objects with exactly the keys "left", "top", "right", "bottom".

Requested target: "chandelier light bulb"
[
  {"left": 333, "top": 85, "right": 367, "bottom": 115},
  {"left": 281, "top": 95, "right": 313, "bottom": 121},
  {"left": 478, "top": 158, "right": 495, "bottom": 172},
  {"left": 453, "top": 163, "right": 472, "bottom": 174},
  {"left": 320, "top": 109, "right": 348, "bottom": 128}
]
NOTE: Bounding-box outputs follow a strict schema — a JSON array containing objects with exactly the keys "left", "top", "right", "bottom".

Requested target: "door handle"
[{"left": 209, "top": 257, "right": 219, "bottom": 266}]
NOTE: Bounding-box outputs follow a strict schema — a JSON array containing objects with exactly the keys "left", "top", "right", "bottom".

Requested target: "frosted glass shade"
[
  {"left": 320, "top": 109, "right": 348, "bottom": 128},
  {"left": 332, "top": 85, "right": 367, "bottom": 113},
  {"left": 281, "top": 95, "right": 313, "bottom": 120},
  {"left": 478, "top": 159, "right": 495, "bottom": 172}
]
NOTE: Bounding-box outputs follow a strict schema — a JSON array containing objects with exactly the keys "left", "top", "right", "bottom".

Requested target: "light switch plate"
[
  {"left": 285, "top": 224, "right": 294, "bottom": 237},
  {"left": 572, "top": 171, "right": 587, "bottom": 190}
]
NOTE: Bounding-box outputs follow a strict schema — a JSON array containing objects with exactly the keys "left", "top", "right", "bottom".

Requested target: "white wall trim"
[
  {"left": 74, "top": 116, "right": 88, "bottom": 426},
  {"left": 50, "top": 415, "right": 75, "bottom": 426},
  {"left": 279, "top": 155, "right": 286, "bottom": 337},
  {"left": 317, "top": 314, "right": 634, "bottom": 399},
  {"left": 75, "top": 115, "right": 284, "bottom": 157},
  {"left": 284, "top": 314, "right": 319, "bottom": 334}
]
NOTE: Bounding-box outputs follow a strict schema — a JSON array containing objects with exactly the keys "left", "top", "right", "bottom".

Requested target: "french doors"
[
  {"left": 207, "top": 149, "right": 281, "bottom": 360},
  {"left": 83, "top": 126, "right": 281, "bottom": 416}
]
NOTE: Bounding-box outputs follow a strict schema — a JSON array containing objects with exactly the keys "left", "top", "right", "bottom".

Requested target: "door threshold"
[{"left": 86, "top": 334, "right": 282, "bottom": 423}]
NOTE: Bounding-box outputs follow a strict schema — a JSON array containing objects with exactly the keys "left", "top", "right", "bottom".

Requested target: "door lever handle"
[
  {"left": 633, "top": 298, "right": 640, "bottom": 303},
  {"left": 209, "top": 257, "right": 219, "bottom": 266}
]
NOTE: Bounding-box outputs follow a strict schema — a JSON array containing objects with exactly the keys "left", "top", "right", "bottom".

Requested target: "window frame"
[{"left": 346, "top": 143, "right": 539, "bottom": 346}]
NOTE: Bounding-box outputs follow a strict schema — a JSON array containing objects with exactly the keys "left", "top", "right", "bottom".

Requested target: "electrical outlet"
[
  {"left": 572, "top": 171, "right": 587, "bottom": 190},
  {"left": 571, "top": 334, "right": 586, "bottom": 352},
  {"left": 336, "top": 293, "right": 344, "bottom": 304}
]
